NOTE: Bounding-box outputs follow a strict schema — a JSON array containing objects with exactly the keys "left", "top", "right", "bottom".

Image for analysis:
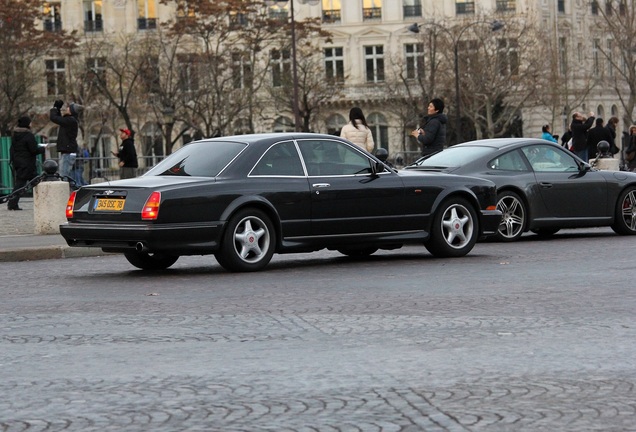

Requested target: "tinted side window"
[
  {"left": 522, "top": 145, "right": 579, "bottom": 172},
  {"left": 298, "top": 139, "right": 372, "bottom": 176},
  {"left": 488, "top": 150, "right": 528, "bottom": 171},
  {"left": 251, "top": 141, "right": 304, "bottom": 176}
]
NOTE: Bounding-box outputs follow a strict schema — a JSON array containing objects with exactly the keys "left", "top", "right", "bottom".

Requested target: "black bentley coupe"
[
  {"left": 406, "top": 138, "right": 636, "bottom": 241},
  {"left": 60, "top": 133, "right": 501, "bottom": 272}
]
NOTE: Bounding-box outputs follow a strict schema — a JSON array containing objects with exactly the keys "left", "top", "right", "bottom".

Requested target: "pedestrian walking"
[
  {"left": 340, "top": 107, "right": 375, "bottom": 153},
  {"left": 605, "top": 116, "right": 620, "bottom": 155},
  {"left": 111, "top": 128, "right": 138, "bottom": 179},
  {"left": 570, "top": 111, "right": 595, "bottom": 161},
  {"left": 49, "top": 100, "right": 83, "bottom": 180},
  {"left": 7, "top": 116, "right": 47, "bottom": 211},
  {"left": 411, "top": 98, "right": 447, "bottom": 156},
  {"left": 625, "top": 125, "right": 636, "bottom": 172}
]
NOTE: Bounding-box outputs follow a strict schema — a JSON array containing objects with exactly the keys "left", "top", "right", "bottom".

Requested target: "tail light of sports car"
[
  {"left": 141, "top": 191, "right": 161, "bottom": 221},
  {"left": 66, "top": 191, "right": 77, "bottom": 219}
]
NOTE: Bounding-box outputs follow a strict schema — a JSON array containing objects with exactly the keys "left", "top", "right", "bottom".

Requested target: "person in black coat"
[
  {"left": 7, "top": 117, "right": 47, "bottom": 210},
  {"left": 569, "top": 111, "right": 595, "bottom": 161},
  {"left": 586, "top": 117, "right": 613, "bottom": 160},
  {"left": 111, "top": 128, "right": 138, "bottom": 179},
  {"left": 411, "top": 98, "right": 448, "bottom": 156},
  {"left": 49, "top": 100, "right": 82, "bottom": 179}
]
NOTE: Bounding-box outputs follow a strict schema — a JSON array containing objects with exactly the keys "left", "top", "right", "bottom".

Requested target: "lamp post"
[
  {"left": 408, "top": 20, "right": 504, "bottom": 144},
  {"left": 264, "top": 0, "right": 319, "bottom": 132}
]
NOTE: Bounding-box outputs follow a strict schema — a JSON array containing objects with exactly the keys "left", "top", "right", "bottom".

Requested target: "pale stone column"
[
  {"left": 34, "top": 182, "right": 70, "bottom": 235},
  {"left": 590, "top": 158, "right": 620, "bottom": 171}
]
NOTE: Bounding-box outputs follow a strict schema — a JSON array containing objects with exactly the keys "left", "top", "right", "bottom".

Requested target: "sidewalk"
[{"left": 0, "top": 197, "right": 105, "bottom": 262}]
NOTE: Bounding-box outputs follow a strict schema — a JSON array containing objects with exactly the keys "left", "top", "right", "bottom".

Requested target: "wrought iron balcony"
[
  {"left": 456, "top": 2, "right": 475, "bottom": 15},
  {"left": 84, "top": 19, "right": 103, "bottom": 33},
  {"left": 363, "top": 7, "right": 382, "bottom": 21},
  {"left": 137, "top": 17, "right": 157, "bottom": 30},
  {"left": 404, "top": 5, "right": 422, "bottom": 18},
  {"left": 44, "top": 20, "right": 62, "bottom": 32},
  {"left": 322, "top": 9, "right": 341, "bottom": 23}
]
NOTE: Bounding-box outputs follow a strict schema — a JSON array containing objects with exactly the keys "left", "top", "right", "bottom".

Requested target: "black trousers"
[{"left": 7, "top": 177, "right": 28, "bottom": 209}]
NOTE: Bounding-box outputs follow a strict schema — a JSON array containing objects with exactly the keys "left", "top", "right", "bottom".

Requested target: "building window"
[
  {"left": 322, "top": 0, "right": 341, "bottom": 23},
  {"left": 268, "top": 4, "right": 288, "bottom": 21},
  {"left": 497, "top": 38, "right": 519, "bottom": 76},
  {"left": 271, "top": 49, "right": 291, "bottom": 88},
  {"left": 367, "top": 112, "right": 388, "bottom": 151},
  {"left": 83, "top": 0, "right": 103, "bottom": 33},
  {"left": 326, "top": 113, "right": 346, "bottom": 136},
  {"left": 558, "top": 37, "right": 567, "bottom": 76},
  {"left": 591, "top": 1, "right": 599, "bottom": 15},
  {"left": 456, "top": 0, "right": 475, "bottom": 15},
  {"left": 43, "top": 2, "right": 62, "bottom": 32},
  {"left": 363, "top": 0, "right": 382, "bottom": 21},
  {"left": 46, "top": 59, "right": 65, "bottom": 96},
  {"left": 138, "top": 0, "right": 157, "bottom": 30},
  {"left": 403, "top": 0, "right": 422, "bottom": 18},
  {"left": 178, "top": 54, "right": 199, "bottom": 92},
  {"left": 86, "top": 57, "right": 106, "bottom": 88},
  {"left": 593, "top": 39, "right": 600, "bottom": 75},
  {"left": 557, "top": 0, "right": 565, "bottom": 13},
  {"left": 324, "top": 47, "right": 344, "bottom": 83},
  {"left": 405, "top": 43, "right": 424, "bottom": 80},
  {"left": 495, "top": 0, "right": 515, "bottom": 12},
  {"left": 232, "top": 52, "right": 253, "bottom": 90},
  {"left": 273, "top": 116, "right": 294, "bottom": 132},
  {"left": 365, "top": 45, "right": 384, "bottom": 83}
]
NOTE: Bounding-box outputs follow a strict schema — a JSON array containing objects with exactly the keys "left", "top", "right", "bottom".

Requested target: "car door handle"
[
  {"left": 312, "top": 183, "right": 331, "bottom": 188},
  {"left": 540, "top": 182, "right": 553, "bottom": 188}
]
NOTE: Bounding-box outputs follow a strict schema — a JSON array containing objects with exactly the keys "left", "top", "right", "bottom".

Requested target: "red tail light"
[
  {"left": 141, "top": 191, "right": 161, "bottom": 220},
  {"left": 66, "top": 191, "right": 77, "bottom": 219}
]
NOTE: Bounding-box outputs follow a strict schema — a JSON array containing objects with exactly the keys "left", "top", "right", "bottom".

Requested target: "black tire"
[
  {"left": 215, "top": 208, "right": 275, "bottom": 272},
  {"left": 611, "top": 186, "right": 636, "bottom": 235},
  {"left": 337, "top": 247, "right": 378, "bottom": 257},
  {"left": 124, "top": 251, "right": 179, "bottom": 270},
  {"left": 496, "top": 191, "right": 526, "bottom": 242},
  {"left": 425, "top": 197, "right": 478, "bottom": 257}
]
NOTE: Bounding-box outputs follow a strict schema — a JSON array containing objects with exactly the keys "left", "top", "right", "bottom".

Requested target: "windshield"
[
  {"left": 144, "top": 141, "right": 246, "bottom": 177},
  {"left": 413, "top": 146, "right": 496, "bottom": 168}
]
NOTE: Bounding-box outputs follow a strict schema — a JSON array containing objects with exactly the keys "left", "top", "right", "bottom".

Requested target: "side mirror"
[{"left": 371, "top": 161, "right": 385, "bottom": 175}]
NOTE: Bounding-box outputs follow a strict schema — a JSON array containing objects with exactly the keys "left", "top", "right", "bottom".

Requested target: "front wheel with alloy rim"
[
  {"left": 496, "top": 191, "right": 526, "bottom": 242},
  {"left": 215, "top": 208, "right": 276, "bottom": 272},
  {"left": 611, "top": 186, "right": 636, "bottom": 235},
  {"left": 425, "top": 197, "right": 478, "bottom": 257},
  {"left": 124, "top": 251, "right": 179, "bottom": 270}
]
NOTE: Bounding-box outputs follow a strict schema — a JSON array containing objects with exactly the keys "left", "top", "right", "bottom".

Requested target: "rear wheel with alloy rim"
[
  {"left": 611, "top": 186, "right": 636, "bottom": 235},
  {"left": 215, "top": 208, "right": 275, "bottom": 272},
  {"left": 496, "top": 191, "right": 526, "bottom": 242}
]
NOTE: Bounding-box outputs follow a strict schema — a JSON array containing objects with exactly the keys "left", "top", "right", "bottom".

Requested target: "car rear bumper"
[
  {"left": 479, "top": 209, "right": 503, "bottom": 238},
  {"left": 60, "top": 221, "right": 224, "bottom": 255}
]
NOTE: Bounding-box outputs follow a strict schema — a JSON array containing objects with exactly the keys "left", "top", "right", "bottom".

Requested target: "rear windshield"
[
  {"left": 144, "top": 141, "right": 246, "bottom": 177},
  {"left": 413, "top": 146, "right": 496, "bottom": 168}
]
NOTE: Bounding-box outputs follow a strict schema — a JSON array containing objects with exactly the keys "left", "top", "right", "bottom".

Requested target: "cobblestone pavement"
[
  {"left": 1, "top": 233, "right": 635, "bottom": 431},
  {"left": 1, "top": 197, "right": 35, "bottom": 236}
]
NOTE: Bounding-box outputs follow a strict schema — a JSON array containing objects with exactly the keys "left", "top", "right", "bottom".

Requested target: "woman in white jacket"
[{"left": 340, "top": 107, "right": 375, "bottom": 153}]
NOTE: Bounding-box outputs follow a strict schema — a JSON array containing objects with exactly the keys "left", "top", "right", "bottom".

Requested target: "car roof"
[
  {"left": 193, "top": 132, "right": 341, "bottom": 145},
  {"left": 454, "top": 138, "right": 557, "bottom": 150}
]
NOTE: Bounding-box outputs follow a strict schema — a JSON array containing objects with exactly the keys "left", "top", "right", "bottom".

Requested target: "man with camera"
[{"left": 49, "top": 99, "right": 83, "bottom": 180}]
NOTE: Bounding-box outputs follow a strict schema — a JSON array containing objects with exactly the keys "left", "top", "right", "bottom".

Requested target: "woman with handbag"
[{"left": 626, "top": 125, "right": 636, "bottom": 172}]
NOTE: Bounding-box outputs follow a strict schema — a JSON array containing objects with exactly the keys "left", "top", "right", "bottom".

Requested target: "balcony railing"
[
  {"left": 456, "top": 2, "right": 475, "bottom": 15},
  {"left": 44, "top": 20, "right": 62, "bottom": 32},
  {"left": 84, "top": 19, "right": 103, "bottom": 33},
  {"left": 363, "top": 7, "right": 382, "bottom": 21},
  {"left": 137, "top": 17, "right": 157, "bottom": 30},
  {"left": 403, "top": 5, "right": 422, "bottom": 18},
  {"left": 322, "top": 9, "right": 341, "bottom": 23},
  {"left": 496, "top": 0, "right": 516, "bottom": 12}
]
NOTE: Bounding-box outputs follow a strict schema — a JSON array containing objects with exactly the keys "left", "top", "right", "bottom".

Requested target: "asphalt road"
[{"left": 1, "top": 228, "right": 635, "bottom": 431}]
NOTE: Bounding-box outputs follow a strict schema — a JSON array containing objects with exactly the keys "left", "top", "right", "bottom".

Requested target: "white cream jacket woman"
[{"left": 340, "top": 120, "right": 375, "bottom": 153}]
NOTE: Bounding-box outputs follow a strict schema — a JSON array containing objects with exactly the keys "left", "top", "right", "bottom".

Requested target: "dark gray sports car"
[
  {"left": 406, "top": 138, "right": 636, "bottom": 241},
  {"left": 60, "top": 133, "right": 501, "bottom": 272}
]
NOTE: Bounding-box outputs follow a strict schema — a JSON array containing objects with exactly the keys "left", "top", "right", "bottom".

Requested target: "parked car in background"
[
  {"left": 406, "top": 138, "right": 636, "bottom": 241},
  {"left": 60, "top": 133, "right": 501, "bottom": 272}
]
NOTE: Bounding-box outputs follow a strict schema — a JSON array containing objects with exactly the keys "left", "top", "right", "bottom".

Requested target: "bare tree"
[{"left": 0, "top": 0, "right": 76, "bottom": 134}]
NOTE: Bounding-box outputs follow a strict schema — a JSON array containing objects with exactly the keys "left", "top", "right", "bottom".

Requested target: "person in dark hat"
[
  {"left": 49, "top": 100, "right": 83, "bottom": 180},
  {"left": 7, "top": 116, "right": 47, "bottom": 210},
  {"left": 111, "top": 128, "right": 138, "bottom": 179}
]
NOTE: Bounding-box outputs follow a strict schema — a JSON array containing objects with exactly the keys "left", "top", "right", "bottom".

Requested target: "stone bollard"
[
  {"left": 34, "top": 181, "right": 70, "bottom": 234},
  {"left": 589, "top": 158, "right": 620, "bottom": 171}
]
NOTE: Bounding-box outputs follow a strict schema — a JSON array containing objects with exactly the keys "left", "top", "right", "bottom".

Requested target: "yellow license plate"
[{"left": 94, "top": 198, "right": 125, "bottom": 212}]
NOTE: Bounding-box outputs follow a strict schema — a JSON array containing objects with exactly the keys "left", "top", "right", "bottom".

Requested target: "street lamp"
[
  {"left": 264, "top": 0, "right": 319, "bottom": 132},
  {"left": 408, "top": 20, "right": 504, "bottom": 144}
]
